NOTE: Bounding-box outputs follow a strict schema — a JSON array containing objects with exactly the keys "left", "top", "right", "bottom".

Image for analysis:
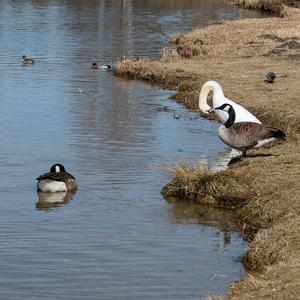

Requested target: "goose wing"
[
  {"left": 229, "top": 122, "right": 285, "bottom": 148},
  {"left": 37, "top": 172, "right": 76, "bottom": 182}
]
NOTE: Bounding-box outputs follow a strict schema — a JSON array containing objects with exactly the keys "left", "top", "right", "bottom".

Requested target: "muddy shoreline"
[{"left": 114, "top": 5, "right": 300, "bottom": 300}]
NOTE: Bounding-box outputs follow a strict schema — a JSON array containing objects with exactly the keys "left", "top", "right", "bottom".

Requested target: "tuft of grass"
[
  {"left": 161, "top": 162, "right": 253, "bottom": 208},
  {"left": 159, "top": 46, "right": 180, "bottom": 61},
  {"left": 243, "top": 217, "right": 300, "bottom": 271}
]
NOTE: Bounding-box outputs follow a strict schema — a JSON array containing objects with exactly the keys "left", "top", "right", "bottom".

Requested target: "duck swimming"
[
  {"left": 91, "top": 61, "right": 99, "bottom": 69},
  {"left": 22, "top": 55, "right": 35, "bottom": 65}
]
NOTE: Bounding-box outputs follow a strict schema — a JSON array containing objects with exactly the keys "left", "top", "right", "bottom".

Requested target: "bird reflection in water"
[
  {"left": 36, "top": 189, "right": 77, "bottom": 210},
  {"left": 166, "top": 197, "right": 235, "bottom": 249}
]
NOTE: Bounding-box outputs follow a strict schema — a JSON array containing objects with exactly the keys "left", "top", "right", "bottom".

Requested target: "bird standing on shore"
[
  {"left": 37, "top": 163, "right": 77, "bottom": 192},
  {"left": 199, "top": 80, "right": 261, "bottom": 124},
  {"left": 22, "top": 55, "right": 35, "bottom": 65},
  {"left": 265, "top": 72, "right": 276, "bottom": 83},
  {"left": 214, "top": 103, "right": 285, "bottom": 158}
]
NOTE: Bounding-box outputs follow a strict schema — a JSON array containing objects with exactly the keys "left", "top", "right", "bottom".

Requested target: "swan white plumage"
[{"left": 199, "top": 80, "right": 261, "bottom": 124}]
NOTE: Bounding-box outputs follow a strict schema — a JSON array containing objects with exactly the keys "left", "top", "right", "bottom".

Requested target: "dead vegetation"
[
  {"left": 114, "top": 6, "right": 300, "bottom": 300},
  {"left": 161, "top": 162, "right": 253, "bottom": 208},
  {"left": 230, "top": 0, "right": 291, "bottom": 16}
]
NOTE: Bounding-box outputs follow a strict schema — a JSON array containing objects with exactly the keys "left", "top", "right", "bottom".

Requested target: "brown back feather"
[
  {"left": 37, "top": 172, "right": 76, "bottom": 182},
  {"left": 229, "top": 122, "right": 285, "bottom": 148}
]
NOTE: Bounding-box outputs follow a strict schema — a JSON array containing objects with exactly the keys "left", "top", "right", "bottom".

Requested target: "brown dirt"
[{"left": 114, "top": 7, "right": 300, "bottom": 300}]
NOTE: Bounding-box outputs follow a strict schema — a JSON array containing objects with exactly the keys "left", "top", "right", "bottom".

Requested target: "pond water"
[{"left": 0, "top": 1, "right": 265, "bottom": 299}]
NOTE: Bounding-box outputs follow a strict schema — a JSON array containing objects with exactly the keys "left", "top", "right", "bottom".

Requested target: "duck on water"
[{"left": 22, "top": 55, "right": 35, "bottom": 65}]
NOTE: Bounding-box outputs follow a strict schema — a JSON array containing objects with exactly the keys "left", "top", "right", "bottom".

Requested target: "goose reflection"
[
  {"left": 166, "top": 198, "right": 235, "bottom": 249},
  {"left": 36, "top": 189, "right": 77, "bottom": 210}
]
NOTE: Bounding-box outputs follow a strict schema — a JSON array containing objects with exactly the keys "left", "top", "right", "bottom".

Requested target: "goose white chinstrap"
[
  {"left": 199, "top": 80, "right": 261, "bottom": 124},
  {"left": 37, "top": 163, "right": 77, "bottom": 193},
  {"left": 214, "top": 104, "right": 285, "bottom": 158}
]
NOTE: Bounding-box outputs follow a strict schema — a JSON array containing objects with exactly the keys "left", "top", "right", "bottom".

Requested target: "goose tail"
[{"left": 267, "top": 127, "right": 286, "bottom": 140}]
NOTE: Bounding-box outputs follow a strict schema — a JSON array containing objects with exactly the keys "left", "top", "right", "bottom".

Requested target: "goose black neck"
[{"left": 224, "top": 105, "right": 235, "bottom": 128}]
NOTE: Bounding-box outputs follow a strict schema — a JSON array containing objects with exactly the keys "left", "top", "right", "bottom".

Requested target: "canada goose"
[
  {"left": 22, "top": 55, "right": 35, "bottom": 65},
  {"left": 37, "top": 163, "right": 77, "bottom": 192},
  {"left": 215, "top": 103, "right": 285, "bottom": 158},
  {"left": 199, "top": 80, "right": 261, "bottom": 124}
]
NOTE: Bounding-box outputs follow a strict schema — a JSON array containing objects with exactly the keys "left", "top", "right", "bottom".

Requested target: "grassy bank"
[
  {"left": 230, "top": 0, "right": 299, "bottom": 16},
  {"left": 114, "top": 7, "right": 300, "bottom": 300}
]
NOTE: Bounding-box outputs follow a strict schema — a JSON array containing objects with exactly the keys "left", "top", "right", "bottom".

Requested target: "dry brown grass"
[
  {"left": 231, "top": 0, "right": 290, "bottom": 16},
  {"left": 115, "top": 7, "right": 300, "bottom": 300},
  {"left": 161, "top": 161, "right": 253, "bottom": 208},
  {"left": 170, "top": 10, "right": 300, "bottom": 58}
]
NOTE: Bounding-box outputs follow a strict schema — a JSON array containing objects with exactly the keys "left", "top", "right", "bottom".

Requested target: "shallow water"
[{"left": 0, "top": 1, "right": 265, "bottom": 299}]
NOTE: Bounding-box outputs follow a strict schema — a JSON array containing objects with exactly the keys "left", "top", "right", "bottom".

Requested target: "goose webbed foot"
[
  {"left": 228, "top": 149, "right": 246, "bottom": 165},
  {"left": 228, "top": 156, "right": 242, "bottom": 165}
]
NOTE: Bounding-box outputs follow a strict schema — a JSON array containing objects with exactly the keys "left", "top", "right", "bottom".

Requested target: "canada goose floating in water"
[
  {"left": 199, "top": 80, "right": 261, "bottom": 124},
  {"left": 215, "top": 103, "right": 285, "bottom": 158},
  {"left": 37, "top": 163, "right": 77, "bottom": 192},
  {"left": 22, "top": 55, "right": 35, "bottom": 65}
]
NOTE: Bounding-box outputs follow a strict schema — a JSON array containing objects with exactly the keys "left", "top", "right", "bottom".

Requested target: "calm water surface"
[{"left": 0, "top": 1, "right": 265, "bottom": 299}]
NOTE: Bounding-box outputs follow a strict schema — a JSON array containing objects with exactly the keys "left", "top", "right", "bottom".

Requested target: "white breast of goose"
[{"left": 38, "top": 179, "right": 67, "bottom": 193}]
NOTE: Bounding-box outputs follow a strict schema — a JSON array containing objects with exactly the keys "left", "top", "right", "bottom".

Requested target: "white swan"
[{"left": 199, "top": 80, "right": 261, "bottom": 124}]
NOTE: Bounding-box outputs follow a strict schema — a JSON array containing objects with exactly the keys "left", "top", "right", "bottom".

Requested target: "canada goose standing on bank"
[
  {"left": 37, "top": 163, "right": 77, "bottom": 192},
  {"left": 199, "top": 80, "right": 261, "bottom": 124},
  {"left": 22, "top": 55, "right": 35, "bottom": 65},
  {"left": 215, "top": 103, "right": 285, "bottom": 158}
]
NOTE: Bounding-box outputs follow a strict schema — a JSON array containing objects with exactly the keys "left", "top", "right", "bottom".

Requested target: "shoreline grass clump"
[
  {"left": 231, "top": 0, "right": 289, "bottom": 16},
  {"left": 161, "top": 162, "right": 254, "bottom": 208}
]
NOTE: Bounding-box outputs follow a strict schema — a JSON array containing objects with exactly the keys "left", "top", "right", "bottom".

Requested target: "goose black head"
[
  {"left": 215, "top": 103, "right": 236, "bottom": 128},
  {"left": 22, "top": 55, "right": 26, "bottom": 59},
  {"left": 50, "top": 163, "right": 66, "bottom": 173}
]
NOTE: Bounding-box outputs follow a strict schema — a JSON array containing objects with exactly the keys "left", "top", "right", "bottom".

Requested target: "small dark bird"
[
  {"left": 37, "top": 163, "right": 77, "bottom": 192},
  {"left": 265, "top": 72, "right": 276, "bottom": 83},
  {"left": 91, "top": 61, "right": 99, "bottom": 69},
  {"left": 101, "top": 64, "right": 114, "bottom": 71},
  {"left": 22, "top": 55, "right": 35, "bottom": 65}
]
